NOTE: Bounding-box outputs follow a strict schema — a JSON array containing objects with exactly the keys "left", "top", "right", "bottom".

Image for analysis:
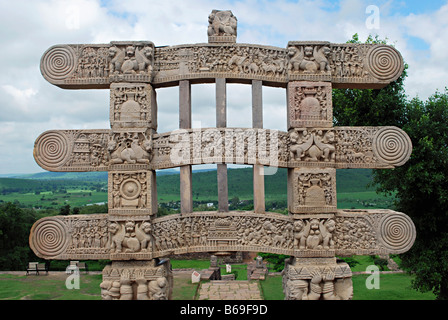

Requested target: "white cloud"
[{"left": 0, "top": 0, "right": 447, "bottom": 174}]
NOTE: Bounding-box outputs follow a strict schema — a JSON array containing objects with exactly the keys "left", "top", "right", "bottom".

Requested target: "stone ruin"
[{"left": 29, "top": 10, "right": 415, "bottom": 300}]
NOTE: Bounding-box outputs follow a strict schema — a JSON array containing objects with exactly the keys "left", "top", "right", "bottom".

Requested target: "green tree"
[
  {"left": 60, "top": 204, "right": 71, "bottom": 215},
  {"left": 0, "top": 202, "right": 38, "bottom": 270},
  {"left": 333, "top": 33, "right": 408, "bottom": 128},
  {"left": 333, "top": 33, "right": 448, "bottom": 299},
  {"left": 373, "top": 89, "right": 448, "bottom": 299}
]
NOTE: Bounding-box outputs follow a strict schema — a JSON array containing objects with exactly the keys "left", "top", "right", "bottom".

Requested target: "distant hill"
[{"left": 1, "top": 168, "right": 375, "bottom": 199}]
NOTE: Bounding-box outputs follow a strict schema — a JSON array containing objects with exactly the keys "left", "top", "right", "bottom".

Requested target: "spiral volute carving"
[
  {"left": 34, "top": 131, "right": 70, "bottom": 170},
  {"left": 366, "top": 45, "right": 403, "bottom": 81},
  {"left": 373, "top": 127, "right": 412, "bottom": 167},
  {"left": 40, "top": 45, "right": 76, "bottom": 82},
  {"left": 30, "top": 218, "right": 69, "bottom": 258},
  {"left": 379, "top": 213, "right": 416, "bottom": 253}
]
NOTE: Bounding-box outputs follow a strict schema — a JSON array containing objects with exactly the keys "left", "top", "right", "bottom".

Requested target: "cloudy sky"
[{"left": 0, "top": 0, "right": 447, "bottom": 174}]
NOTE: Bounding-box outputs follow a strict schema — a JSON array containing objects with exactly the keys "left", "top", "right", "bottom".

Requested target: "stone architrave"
[
  {"left": 29, "top": 10, "right": 415, "bottom": 300},
  {"left": 33, "top": 126, "right": 412, "bottom": 171},
  {"left": 40, "top": 42, "right": 404, "bottom": 90},
  {"left": 29, "top": 209, "right": 416, "bottom": 260}
]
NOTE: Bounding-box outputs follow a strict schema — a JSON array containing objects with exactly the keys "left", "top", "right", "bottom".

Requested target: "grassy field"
[
  {"left": 0, "top": 271, "right": 435, "bottom": 300},
  {"left": 0, "top": 190, "right": 108, "bottom": 209}
]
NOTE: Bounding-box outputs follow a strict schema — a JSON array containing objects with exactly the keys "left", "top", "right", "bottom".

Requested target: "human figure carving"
[
  {"left": 148, "top": 277, "right": 168, "bottom": 300},
  {"left": 135, "top": 269, "right": 149, "bottom": 300}
]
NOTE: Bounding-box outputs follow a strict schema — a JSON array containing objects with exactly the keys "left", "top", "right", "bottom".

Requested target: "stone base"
[
  {"left": 100, "top": 259, "right": 173, "bottom": 300},
  {"left": 282, "top": 257, "right": 353, "bottom": 300}
]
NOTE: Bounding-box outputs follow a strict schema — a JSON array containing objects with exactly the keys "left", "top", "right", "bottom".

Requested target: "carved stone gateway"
[{"left": 30, "top": 10, "right": 415, "bottom": 300}]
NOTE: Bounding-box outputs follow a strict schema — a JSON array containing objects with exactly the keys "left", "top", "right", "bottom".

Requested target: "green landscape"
[
  {"left": 0, "top": 167, "right": 432, "bottom": 300},
  {"left": 0, "top": 167, "right": 391, "bottom": 214}
]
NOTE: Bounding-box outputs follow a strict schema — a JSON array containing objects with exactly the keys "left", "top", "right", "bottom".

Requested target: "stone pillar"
[
  {"left": 179, "top": 80, "right": 193, "bottom": 214},
  {"left": 101, "top": 259, "right": 173, "bottom": 300},
  {"left": 282, "top": 257, "right": 353, "bottom": 300},
  {"left": 284, "top": 80, "right": 353, "bottom": 299},
  {"left": 216, "top": 78, "right": 229, "bottom": 212},
  {"left": 252, "top": 80, "right": 265, "bottom": 213}
]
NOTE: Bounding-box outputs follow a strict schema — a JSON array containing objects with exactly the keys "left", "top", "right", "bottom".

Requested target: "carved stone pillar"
[
  {"left": 101, "top": 259, "right": 173, "bottom": 300},
  {"left": 282, "top": 257, "right": 353, "bottom": 300}
]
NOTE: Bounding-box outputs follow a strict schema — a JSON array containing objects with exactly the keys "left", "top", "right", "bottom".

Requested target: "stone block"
[{"left": 288, "top": 167, "right": 337, "bottom": 213}]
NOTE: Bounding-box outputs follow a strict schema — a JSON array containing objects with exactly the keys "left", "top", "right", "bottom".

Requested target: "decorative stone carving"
[
  {"left": 33, "top": 11, "right": 414, "bottom": 300},
  {"left": 110, "top": 83, "right": 156, "bottom": 129},
  {"left": 107, "top": 131, "right": 153, "bottom": 167},
  {"left": 282, "top": 257, "right": 353, "bottom": 300},
  {"left": 289, "top": 129, "right": 336, "bottom": 163},
  {"left": 288, "top": 168, "right": 337, "bottom": 213},
  {"left": 107, "top": 41, "right": 154, "bottom": 83},
  {"left": 293, "top": 216, "right": 336, "bottom": 251},
  {"left": 208, "top": 10, "right": 237, "bottom": 43},
  {"left": 40, "top": 42, "right": 404, "bottom": 89},
  {"left": 108, "top": 170, "right": 157, "bottom": 216},
  {"left": 101, "top": 260, "right": 173, "bottom": 300},
  {"left": 287, "top": 42, "right": 332, "bottom": 81},
  {"left": 28, "top": 209, "right": 416, "bottom": 260},
  {"left": 33, "top": 127, "right": 412, "bottom": 171},
  {"left": 287, "top": 81, "right": 332, "bottom": 128}
]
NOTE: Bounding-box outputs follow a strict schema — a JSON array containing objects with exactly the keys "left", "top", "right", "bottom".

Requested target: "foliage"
[
  {"left": 0, "top": 202, "right": 39, "bottom": 270},
  {"left": 257, "top": 253, "right": 289, "bottom": 272},
  {"left": 338, "top": 256, "right": 360, "bottom": 268},
  {"left": 334, "top": 33, "right": 448, "bottom": 299},
  {"left": 373, "top": 89, "right": 448, "bottom": 299}
]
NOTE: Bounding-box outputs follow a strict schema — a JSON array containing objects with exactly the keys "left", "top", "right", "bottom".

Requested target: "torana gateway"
[{"left": 30, "top": 10, "right": 415, "bottom": 300}]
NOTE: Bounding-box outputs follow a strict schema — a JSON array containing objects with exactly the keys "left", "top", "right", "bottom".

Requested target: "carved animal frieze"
[
  {"left": 33, "top": 127, "right": 412, "bottom": 171},
  {"left": 40, "top": 41, "right": 404, "bottom": 89},
  {"left": 29, "top": 210, "right": 416, "bottom": 260}
]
